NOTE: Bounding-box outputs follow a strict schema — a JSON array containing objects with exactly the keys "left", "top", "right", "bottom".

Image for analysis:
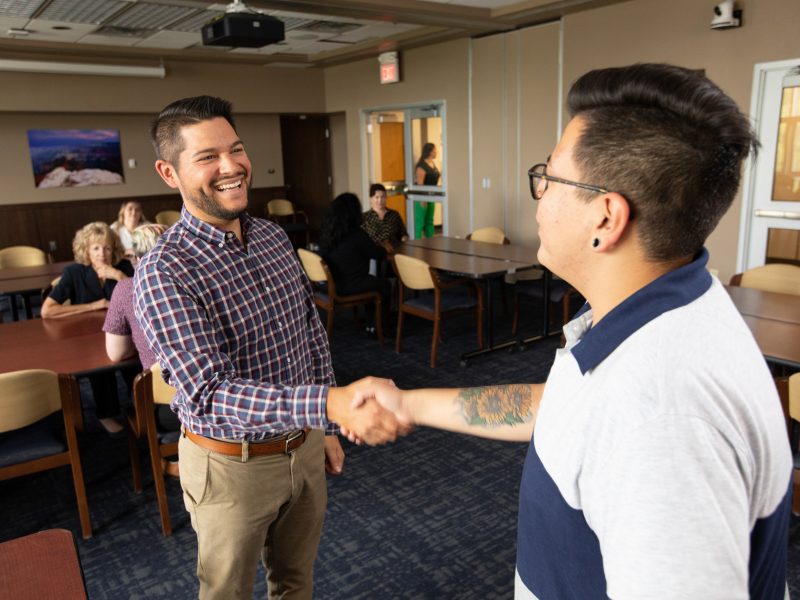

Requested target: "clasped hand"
[{"left": 328, "top": 376, "right": 413, "bottom": 446}]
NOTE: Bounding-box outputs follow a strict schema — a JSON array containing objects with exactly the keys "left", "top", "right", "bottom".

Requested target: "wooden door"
[{"left": 280, "top": 115, "right": 332, "bottom": 241}]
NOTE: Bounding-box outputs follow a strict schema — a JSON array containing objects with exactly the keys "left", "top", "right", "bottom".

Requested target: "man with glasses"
[{"left": 353, "top": 64, "right": 792, "bottom": 598}]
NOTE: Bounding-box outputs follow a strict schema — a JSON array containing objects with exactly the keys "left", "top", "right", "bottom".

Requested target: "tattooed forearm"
[{"left": 456, "top": 385, "right": 534, "bottom": 428}]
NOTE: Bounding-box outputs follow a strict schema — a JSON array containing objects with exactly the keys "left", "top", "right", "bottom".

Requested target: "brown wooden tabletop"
[
  {"left": 395, "top": 244, "right": 534, "bottom": 277},
  {"left": 404, "top": 236, "right": 539, "bottom": 265},
  {"left": 738, "top": 314, "right": 800, "bottom": 369},
  {"left": 0, "top": 261, "right": 69, "bottom": 294},
  {"left": 0, "top": 311, "right": 138, "bottom": 376},
  {"left": 724, "top": 284, "right": 800, "bottom": 325}
]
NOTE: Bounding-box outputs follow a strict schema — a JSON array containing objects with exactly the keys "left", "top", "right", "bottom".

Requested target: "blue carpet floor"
[{"left": 3, "top": 295, "right": 800, "bottom": 598}]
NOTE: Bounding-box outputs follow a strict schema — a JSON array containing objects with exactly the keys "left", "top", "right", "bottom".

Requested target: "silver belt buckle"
[{"left": 284, "top": 429, "right": 305, "bottom": 455}]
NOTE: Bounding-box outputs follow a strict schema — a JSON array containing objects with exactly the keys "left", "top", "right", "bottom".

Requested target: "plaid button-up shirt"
[{"left": 134, "top": 208, "right": 336, "bottom": 441}]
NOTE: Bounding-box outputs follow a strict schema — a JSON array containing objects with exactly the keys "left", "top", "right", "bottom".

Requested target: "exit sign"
[{"left": 378, "top": 51, "right": 400, "bottom": 85}]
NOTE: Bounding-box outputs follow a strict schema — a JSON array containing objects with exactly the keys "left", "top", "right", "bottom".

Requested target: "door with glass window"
[
  {"left": 365, "top": 103, "right": 446, "bottom": 239},
  {"left": 741, "top": 60, "right": 800, "bottom": 269}
]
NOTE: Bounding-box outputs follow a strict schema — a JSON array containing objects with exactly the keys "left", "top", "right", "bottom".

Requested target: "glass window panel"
[
  {"left": 772, "top": 85, "right": 800, "bottom": 201},
  {"left": 766, "top": 227, "right": 800, "bottom": 265}
]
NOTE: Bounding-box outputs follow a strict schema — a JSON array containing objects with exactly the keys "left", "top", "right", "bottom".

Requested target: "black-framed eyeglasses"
[{"left": 528, "top": 163, "right": 609, "bottom": 200}]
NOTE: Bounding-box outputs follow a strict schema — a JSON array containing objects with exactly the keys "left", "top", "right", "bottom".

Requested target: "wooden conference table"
[
  {"left": 0, "top": 260, "right": 69, "bottom": 320},
  {"left": 396, "top": 236, "right": 541, "bottom": 362},
  {"left": 725, "top": 284, "right": 800, "bottom": 370},
  {"left": 0, "top": 311, "right": 138, "bottom": 376}
]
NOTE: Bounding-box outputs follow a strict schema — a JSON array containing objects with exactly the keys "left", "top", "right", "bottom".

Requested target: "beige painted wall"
[
  {"left": 0, "top": 112, "right": 284, "bottom": 206},
  {"left": 0, "top": 60, "right": 325, "bottom": 113},
  {"left": 0, "top": 59, "right": 324, "bottom": 207},
  {"left": 323, "top": 38, "right": 472, "bottom": 235},
  {"left": 471, "top": 23, "right": 561, "bottom": 247},
  {"left": 563, "top": 0, "right": 800, "bottom": 281}
]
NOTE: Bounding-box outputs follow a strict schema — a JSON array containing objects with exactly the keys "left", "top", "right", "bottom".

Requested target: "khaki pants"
[{"left": 179, "top": 429, "right": 327, "bottom": 600}]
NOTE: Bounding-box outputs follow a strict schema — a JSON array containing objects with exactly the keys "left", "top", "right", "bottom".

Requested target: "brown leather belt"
[{"left": 184, "top": 428, "right": 309, "bottom": 462}]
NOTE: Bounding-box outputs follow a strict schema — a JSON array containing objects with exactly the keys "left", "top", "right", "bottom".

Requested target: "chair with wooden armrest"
[
  {"left": 0, "top": 370, "right": 91, "bottom": 539},
  {"left": 297, "top": 248, "right": 383, "bottom": 345},
  {"left": 267, "top": 199, "right": 310, "bottom": 247},
  {"left": 126, "top": 364, "right": 180, "bottom": 536},
  {"left": 393, "top": 253, "right": 484, "bottom": 368},
  {"left": 154, "top": 210, "right": 181, "bottom": 227},
  {"left": 729, "top": 264, "right": 800, "bottom": 296},
  {"left": 0, "top": 245, "right": 49, "bottom": 319}
]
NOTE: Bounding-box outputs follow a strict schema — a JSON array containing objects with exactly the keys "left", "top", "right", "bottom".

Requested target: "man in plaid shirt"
[{"left": 135, "top": 95, "right": 404, "bottom": 599}]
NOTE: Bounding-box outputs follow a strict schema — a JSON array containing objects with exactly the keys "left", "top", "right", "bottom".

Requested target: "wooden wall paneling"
[{"left": 0, "top": 186, "right": 287, "bottom": 262}]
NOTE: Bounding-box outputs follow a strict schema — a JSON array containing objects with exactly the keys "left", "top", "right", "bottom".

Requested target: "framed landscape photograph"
[{"left": 27, "top": 129, "right": 125, "bottom": 188}]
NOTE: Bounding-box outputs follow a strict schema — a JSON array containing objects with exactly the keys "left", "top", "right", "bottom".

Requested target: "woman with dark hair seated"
[
  {"left": 362, "top": 183, "right": 407, "bottom": 249},
  {"left": 41, "top": 221, "right": 135, "bottom": 434},
  {"left": 319, "top": 192, "right": 391, "bottom": 333}
]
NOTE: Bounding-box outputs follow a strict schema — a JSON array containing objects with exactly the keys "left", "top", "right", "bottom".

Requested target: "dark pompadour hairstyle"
[
  {"left": 150, "top": 95, "right": 236, "bottom": 165},
  {"left": 567, "top": 63, "right": 758, "bottom": 262}
]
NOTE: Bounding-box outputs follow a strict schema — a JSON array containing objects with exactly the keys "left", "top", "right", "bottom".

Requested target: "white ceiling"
[{"left": 0, "top": 0, "right": 617, "bottom": 68}]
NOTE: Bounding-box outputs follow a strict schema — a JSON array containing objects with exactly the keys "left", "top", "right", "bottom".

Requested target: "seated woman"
[
  {"left": 362, "top": 183, "right": 408, "bottom": 249},
  {"left": 110, "top": 200, "right": 150, "bottom": 262},
  {"left": 41, "top": 221, "right": 135, "bottom": 434},
  {"left": 103, "top": 224, "right": 179, "bottom": 474},
  {"left": 320, "top": 192, "right": 391, "bottom": 333}
]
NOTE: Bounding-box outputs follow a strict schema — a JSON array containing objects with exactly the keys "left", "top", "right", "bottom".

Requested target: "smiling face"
[
  {"left": 88, "top": 236, "right": 113, "bottom": 269},
  {"left": 155, "top": 117, "right": 251, "bottom": 227}
]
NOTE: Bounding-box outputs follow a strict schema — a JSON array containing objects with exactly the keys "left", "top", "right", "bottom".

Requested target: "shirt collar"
[
  {"left": 570, "top": 248, "right": 712, "bottom": 374},
  {"left": 179, "top": 206, "right": 252, "bottom": 246}
]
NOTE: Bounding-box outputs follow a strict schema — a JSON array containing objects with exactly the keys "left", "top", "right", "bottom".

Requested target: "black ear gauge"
[{"left": 592, "top": 238, "right": 600, "bottom": 248}]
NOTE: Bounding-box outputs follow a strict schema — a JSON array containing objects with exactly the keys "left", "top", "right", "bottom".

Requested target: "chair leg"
[
  {"left": 326, "top": 308, "right": 334, "bottom": 338},
  {"left": 127, "top": 429, "right": 143, "bottom": 494},
  {"left": 431, "top": 314, "right": 441, "bottom": 368},
  {"left": 511, "top": 290, "right": 519, "bottom": 335},
  {"left": 148, "top": 440, "right": 173, "bottom": 537},
  {"left": 395, "top": 310, "right": 405, "bottom": 354},
  {"left": 374, "top": 298, "right": 384, "bottom": 346},
  {"left": 476, "top": 288, "right": 485, "bottom": 349}
]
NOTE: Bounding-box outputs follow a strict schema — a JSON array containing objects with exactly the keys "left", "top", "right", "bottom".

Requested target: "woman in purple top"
[{"left": 103, "top": 224, "right": 178, "bottom": 432}]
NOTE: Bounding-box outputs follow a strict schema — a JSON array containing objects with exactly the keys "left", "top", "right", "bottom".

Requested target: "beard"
[{"left": 186, "top": 176, "right": 252, "bottom": 222}]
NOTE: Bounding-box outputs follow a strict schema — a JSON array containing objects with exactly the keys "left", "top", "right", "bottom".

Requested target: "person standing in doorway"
[{"left": 414, "top": 142, "right": 439, "bottom": 238}]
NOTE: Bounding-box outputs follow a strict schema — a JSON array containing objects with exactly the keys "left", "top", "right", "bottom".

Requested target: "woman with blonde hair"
[
  {"left": 110, "top": 200, "right": 150, "bottom": 259},
  {"left": 42, "top": 221, "right": 134, "bottom": 434}
]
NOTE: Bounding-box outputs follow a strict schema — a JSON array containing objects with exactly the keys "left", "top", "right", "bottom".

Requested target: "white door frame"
[{"left": 737, "top": 57, "right": 800, "bottom": 271}]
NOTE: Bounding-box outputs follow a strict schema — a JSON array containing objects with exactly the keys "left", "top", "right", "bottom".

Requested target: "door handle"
[{"left": 753, "top": 209, "right": 800, "bottom": 220}]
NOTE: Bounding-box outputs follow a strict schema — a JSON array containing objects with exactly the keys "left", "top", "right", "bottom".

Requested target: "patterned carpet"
[{"left": 3, "top": 296, "right": 800, "bottom": 598}]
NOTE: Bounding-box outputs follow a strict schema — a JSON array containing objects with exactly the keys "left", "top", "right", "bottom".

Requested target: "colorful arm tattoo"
[{"left": 456, "top": 385, "right": 534, "bottom": 428}]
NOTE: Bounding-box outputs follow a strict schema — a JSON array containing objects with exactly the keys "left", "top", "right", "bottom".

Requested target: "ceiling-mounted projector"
[{"left": 201, "top": 2, "right": 285, "bottom": 48}]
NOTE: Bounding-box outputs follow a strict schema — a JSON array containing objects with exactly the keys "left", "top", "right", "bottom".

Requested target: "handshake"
[{"left": 327, "top": 376, "right": 415, "bottom": 445}]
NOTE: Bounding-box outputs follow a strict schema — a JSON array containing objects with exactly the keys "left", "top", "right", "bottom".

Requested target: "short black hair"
[
  {"left": 150, "top": 95, "right": 237, "bottom": 165},
  {"left": 369, "top": 183, "right": 387, "bottom": 197},
  {"left": 567, "top": 63, "right": 758, "bottom": 262}
]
